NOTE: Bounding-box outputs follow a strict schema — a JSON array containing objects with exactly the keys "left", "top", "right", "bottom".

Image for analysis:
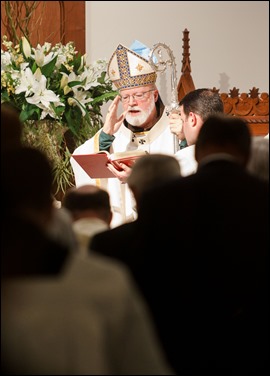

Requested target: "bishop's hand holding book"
[{"left": 72, "top": 150, "right": 148, "bottom": 179}]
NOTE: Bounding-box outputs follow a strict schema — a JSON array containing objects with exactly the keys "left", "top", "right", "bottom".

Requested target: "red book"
[{"left": 72, "top": 150, "right": 148, "bottom": 179}]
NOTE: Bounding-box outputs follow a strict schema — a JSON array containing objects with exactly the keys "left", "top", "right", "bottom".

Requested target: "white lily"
[
  {"left": 80, "top": 69, "right": 101, "bottom": 91},
  {"left": 80, "top": 61, "right": 108, "bottom": 90},
  {"left": 15, "top": 67, "right": 38, "bottom": 96},
  {"left": 78, "top": 54, "right": 87, "bottom": 71},
  {"left": 20, "top": 62, "right": 29, "bottom": 70},
  {"left": 34, "top": 48, "right": 57, "bottom": 67},
  {"left": 55, "top": 53, "right": 67, "bottom": 69},
  {"left": 26, "top": 73, "right": 63, "bottom": 109},
  {"left": 60, "top": 71, "right": 80, "bottom": 94},
  {"left": 60, "top": 74, "right": 68, "bottom": 89},
  {"left": 1, "top": 50, "right": 11, "bottom": 70},
  {"left": 2, "top": 36, "right": 113, "bottom": 126},
  {"left": 2, "top": 36, "right": 115, "bottom": 198},
  {"left": 22, "top": 37, "right": 31, "bottom": 58},
  {"left": 38, "top": 102, "right": 64, "bottom": 120},
  {"left": 60, "top": 74, "right": 71, "bottom": 95},
  {"left": 68, "top": 87, "right": 92, "bottom": 116}
]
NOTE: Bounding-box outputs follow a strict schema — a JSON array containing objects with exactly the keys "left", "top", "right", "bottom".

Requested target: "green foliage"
[{"left": 2, "top": 36, "right": 118, "bottom": 198}]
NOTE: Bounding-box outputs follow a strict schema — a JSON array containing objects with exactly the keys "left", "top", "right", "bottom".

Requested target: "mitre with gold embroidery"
[{"left": 107, "top": 40, "right": 157, "bottom": 90}]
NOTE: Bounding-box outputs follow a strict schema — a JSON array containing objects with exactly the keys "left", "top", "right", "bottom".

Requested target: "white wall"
[{"left": 86, "top": 1, "right": 269, "bottom": 107}]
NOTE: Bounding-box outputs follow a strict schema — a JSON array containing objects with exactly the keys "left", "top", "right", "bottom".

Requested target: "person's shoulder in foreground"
[
  {"left": 2, "top": 250, "right": 175, "bottom": 375},
  {"left": 138, "top": 113, "right": 268, "bottom": 251},
  {"left": 135, "top": 114, "right": 268, "bottom": 373}
]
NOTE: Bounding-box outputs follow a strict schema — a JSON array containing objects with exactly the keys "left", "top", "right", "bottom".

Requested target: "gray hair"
[{"left": 127, "top": 154, "right": 181, "bottom": 203}]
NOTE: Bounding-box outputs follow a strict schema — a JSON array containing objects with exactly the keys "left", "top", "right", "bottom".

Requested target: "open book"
[{"left": 72, "top": 149, "right": 148, "bottom": 179}]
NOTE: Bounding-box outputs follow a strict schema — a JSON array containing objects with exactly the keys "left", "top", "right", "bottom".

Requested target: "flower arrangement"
[{"left": 1, "top": 35, "right": 117, "bottom": 198}]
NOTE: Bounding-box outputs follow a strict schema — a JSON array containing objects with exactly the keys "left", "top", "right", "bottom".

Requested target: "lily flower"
[
  {"left": 15, "top": 67, "right": 38, "bottom": 97},
  {"left": 22, "top": 37, "right": 31, "bottom": 59},
  {"left": 26, "top": 73, "right": 63, "bottom": 109},
  {"left": 68, "top": 87, "right": 92, "bottom": 116},
  {"left": 34, "top": 48, "right": 57, "bottom": 67}
]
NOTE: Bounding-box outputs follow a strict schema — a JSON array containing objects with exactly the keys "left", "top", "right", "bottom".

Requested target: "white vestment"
[
  {"left": 71, "top": 111, "right": 177, "bottom": 227},
  {"left": 175, "top": 144, "right": 198, "bottom": 177}
]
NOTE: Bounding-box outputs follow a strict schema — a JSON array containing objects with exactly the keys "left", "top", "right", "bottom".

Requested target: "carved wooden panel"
[
  {"left": 213, "top": 87, "right": 269, "bottom": 136},
  {"left": 1, "top": 1, "right": 85, "bottom": 54}
]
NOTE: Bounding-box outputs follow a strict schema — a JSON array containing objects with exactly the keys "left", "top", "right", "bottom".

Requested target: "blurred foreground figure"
[
  {"left": 1, "top": 103, "right": 23, "bottom": 153},
  {"left": 136, "top": 115, "right": 269, "bottom": 374},
  {"left": 1, "top": 147, "right": 174, "bottom": 375}
]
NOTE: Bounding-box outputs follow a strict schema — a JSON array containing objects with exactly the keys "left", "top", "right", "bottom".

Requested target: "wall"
[{"left": 86, "top": 1, "right": 269, "bottom": 108}]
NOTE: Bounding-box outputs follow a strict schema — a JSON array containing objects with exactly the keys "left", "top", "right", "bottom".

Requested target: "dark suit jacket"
[
  {"left": 136, "top": 159, "right": 269, "bottom": 374},
  {"left": 2, "top": 216, "right": 70, "bottom": 277},
  {"left": 90, "top": 220, "right": 142, "bottom": 274}
]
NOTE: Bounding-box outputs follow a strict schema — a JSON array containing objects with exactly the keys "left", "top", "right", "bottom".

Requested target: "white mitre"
[{"left": 107, "top": 40, "right": 157, "bottom": 90}]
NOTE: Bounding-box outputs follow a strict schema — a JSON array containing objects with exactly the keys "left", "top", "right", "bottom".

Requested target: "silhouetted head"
[
  {"left": 1, "top": 104, "right": 23, "bottom": 153},
  {"left": 195, "top": 114, "right": 251, "bottom": 167},
  {"left": 127, "top": 153, "right": 181, "bottom": 209},
  {"left": 2, "top": 147, "right": 54, "bottom": 226},
  {"left": 62, "top": 184, "right": 112, "bottom": 225}
]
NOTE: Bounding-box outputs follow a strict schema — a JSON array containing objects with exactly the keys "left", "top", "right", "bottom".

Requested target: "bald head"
[
  {"left": 127, "top": 154, "right": 181, "bottom": 207},
  {"left": 62, "top": 185, "right": 112, "bottom": 224}
]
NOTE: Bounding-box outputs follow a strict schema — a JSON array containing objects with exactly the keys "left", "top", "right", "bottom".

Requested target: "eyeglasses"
[{"left": 120, "top": 89, "right": 155, "bottom": 103}]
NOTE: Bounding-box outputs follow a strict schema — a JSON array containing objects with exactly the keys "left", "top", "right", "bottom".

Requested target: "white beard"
[{"left": 126, "top": 97, "right": 156, "bottom": 127}]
